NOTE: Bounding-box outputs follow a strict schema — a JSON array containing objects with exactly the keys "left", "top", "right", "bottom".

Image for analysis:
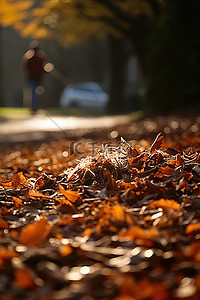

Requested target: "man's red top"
[{"left": 23, "top": 49, "right": 46, "bottom": 81}]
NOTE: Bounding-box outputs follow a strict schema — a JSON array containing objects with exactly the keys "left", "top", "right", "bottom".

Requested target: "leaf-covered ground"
[{"left": 0, "top": 115, "right": 200, "bottom": 300}]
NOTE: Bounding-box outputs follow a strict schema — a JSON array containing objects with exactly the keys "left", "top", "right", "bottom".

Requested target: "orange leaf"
[
  {"left": 58, "top": 184, "right": 81, "bottom": 203},
  {"left": 11, "top": 230, "right": 19, "bottom": 239},
  {"left": 104, "top": 169, "right": 119, "bottom": 190},
  {"left": 13, "top": 268, "right": 35, "bottom": 289},
  {"left": 60, "top": 244, "right": 73, "bottom": 256},
  {"left": 56, "top": 197, "right": 75, "bottom": 210},
  {"left": 148, "top": 199, "right": 181, "bottom": 210},
  {"left": 187, "top": 241, "right": 200, "bottom": 261},
  {"left": 25, "top": 189, "right": 48, "bottom": 199},
  {"left": 119, "top": 226, "right": 159, "bottom": 241},
  {"left": 96, "top": 204, "right": 135, "bottom": 234},
  {"left": 59, "top": 216, "right": 73, "bottom": 226},
  {"left": 112, "top": 205, "right": 134, "bottom": 224},
  {"left": 0, "top": 248, "right": 17, "bottom": 266},
  {"left": 120, "top": 226, "right": 147, "bottom": 240},
  {"left": 12, "top": 196, "right": 23, "bottom": 209},
  {"left": 158, "top": 166, "right": 173, "bottom": 175},
  {"left": 114, "top": 297, "right": 137, "bottom": 300},
  {"left": 83, "top": 227, "right": 93, "bottom": 238},
  {"left": 0, "top": 218, "right": 9, "bottom": 229},
  {"left": 186, "top": 223, "right": 200, "bottom": 235},
  {"left": 103, "top": 204, "right": 135, "bottom": 225},
  {"left": 176, "top": 153, "right": 185, "bottom": 166},
  {"left": 116, "top": 275, "right": 168, "bottom": 300},
  {"left": 1, "top": 180, "right": 13, "bottom": 189},
  {"left": 12, "top": 172, "right": 29, "bottom": 189},
  {"left": 20, "top": 216, "right": 52, "bottom": 247},
  {"left": 150, "top": 133, "right": 164, "bottom": 154}
]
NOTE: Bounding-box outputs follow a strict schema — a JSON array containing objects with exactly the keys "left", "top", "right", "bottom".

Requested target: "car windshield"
[{"left": 72, "top": 82, "right": 102, "bottom": 92}]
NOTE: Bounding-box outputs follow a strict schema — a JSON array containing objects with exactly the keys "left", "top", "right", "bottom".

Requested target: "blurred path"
[{"left": 0, "top": 113, "right": 134, "bottom": 143}]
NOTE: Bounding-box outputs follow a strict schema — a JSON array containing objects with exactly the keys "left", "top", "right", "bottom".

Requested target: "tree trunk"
[
  {"left": 106, "top": 35, "right": 127, "bottom": 113},
  {"left": 0, "top": 26, "right": 4, "bottom": 107},
  {"left": 134, "top": 39, "right": 147, "bottom": 77}
]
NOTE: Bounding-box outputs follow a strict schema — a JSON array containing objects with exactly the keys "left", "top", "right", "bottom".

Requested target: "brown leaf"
[
  {"left": 176, "top": 153, "right": 185, "bottom": 166},
  {"left": 192, "top": 164, "right": 200, "bottom": 177},
  {"left": 150, "top": 133, "right": 164, "bottom": 154},
  {"left": 165, "top": 147, "right": 179, "bottom": 155},
  {"left": 24, "top": 189, "right": 49, "bottom": 200},
  {"left": 35, "top": 174, "right": 54, "bottom": 190},
  {"left": 104, "top": 169, "right": 119, "bottom": 190}
]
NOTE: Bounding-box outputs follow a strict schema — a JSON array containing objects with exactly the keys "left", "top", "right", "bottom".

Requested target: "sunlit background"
[{"left": 0, "top": 0, "right": 200, "bottom": 114}]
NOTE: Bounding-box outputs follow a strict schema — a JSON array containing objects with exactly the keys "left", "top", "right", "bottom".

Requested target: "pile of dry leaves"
[{"left": 0, "top": 129, "right": 200, "bottom": 300}]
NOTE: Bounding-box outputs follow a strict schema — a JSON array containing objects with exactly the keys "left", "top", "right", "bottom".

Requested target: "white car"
[{"left": 59, "top": 82, "right": 109, "bottom": 110}]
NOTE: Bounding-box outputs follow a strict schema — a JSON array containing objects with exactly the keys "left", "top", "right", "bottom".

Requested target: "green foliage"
[{"left": 145, "top": 0, "right": 200, "bottom": 112}]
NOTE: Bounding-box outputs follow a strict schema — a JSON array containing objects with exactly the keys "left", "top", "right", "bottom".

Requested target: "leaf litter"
[{"left": 0, "top": 127, "right": 200, "bottom": 299}]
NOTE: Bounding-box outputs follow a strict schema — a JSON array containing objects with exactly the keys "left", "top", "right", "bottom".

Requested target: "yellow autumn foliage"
[
  {"left": 0, "top": 0, "right": 32, "bottom": 27},
  {"left": 1, "top": 0, "right": 159, "bottom": 44}
]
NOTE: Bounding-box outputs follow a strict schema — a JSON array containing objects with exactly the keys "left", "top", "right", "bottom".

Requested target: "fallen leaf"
[
  {"left": 20, "top": 216, "right": 52, "bottom": 247},
  {"left": 0, "top": 248, "right": 17, "bottom": 266},
  {"left": 150, "top": 133, "right": 164, "bottom": 154},
  {"left": 60, "top": 244, "right": 73, "bottom": 256},
  {"left": 56, "top": 197, "right": 75, "bottom": 210},
  {"left": 13, "top": 268, "right": 35, "bottom": 289},
  {"left": 187, "top": 241, "right": 200, "bottom": 261},
  {"left": 116, "top": 275, "right": 168, "bottom": 300},
  {"left": 0, "top": 218, "right": 9, "bottom": 229},
  {"left": 119, "top": 226, "right": 159, "bottom": 241},
  {"left": 114, "top": 296, "right": 137, "bottom": 300},
  {"left": 148, "top": 199, "right": 181, "bottom": 210},
  {"left": 119, "top": 226, "right": 147, "bottom": 240},
  {"left": 83, "top": 227, "right": 93, "bottom": 238},
  {"left": 186, "top": 223, "right": 200, "bottom": 235},
  {"left": 158, "top": 166, "right": 173, "bottom": 175},
  {"left": 104, "top": 169, "right": 119, "bottom": 190},
  {"left": 25, "top": 189, "right": 49, "bottom": 199},
  {"left": 58, "top": 184, "right": 81, "bottom": 202},
  {"left": 12, "top": 196, "right": 23, "bottom": 209},
  {"left": 12, "top": 172, "right": 29, "bottom": 189}
]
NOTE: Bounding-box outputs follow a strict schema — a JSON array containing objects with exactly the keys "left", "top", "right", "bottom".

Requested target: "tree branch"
[
  {"left": 92, "top": 0, "right": 138, "bottom": 26},
  {"left": 147, "top": 0, "right": 162, "bottom": 15}
]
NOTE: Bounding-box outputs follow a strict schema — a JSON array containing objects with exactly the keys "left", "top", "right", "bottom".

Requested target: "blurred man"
[{"left": 23, "top": 40, "right": 47, "bottom": 113}]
